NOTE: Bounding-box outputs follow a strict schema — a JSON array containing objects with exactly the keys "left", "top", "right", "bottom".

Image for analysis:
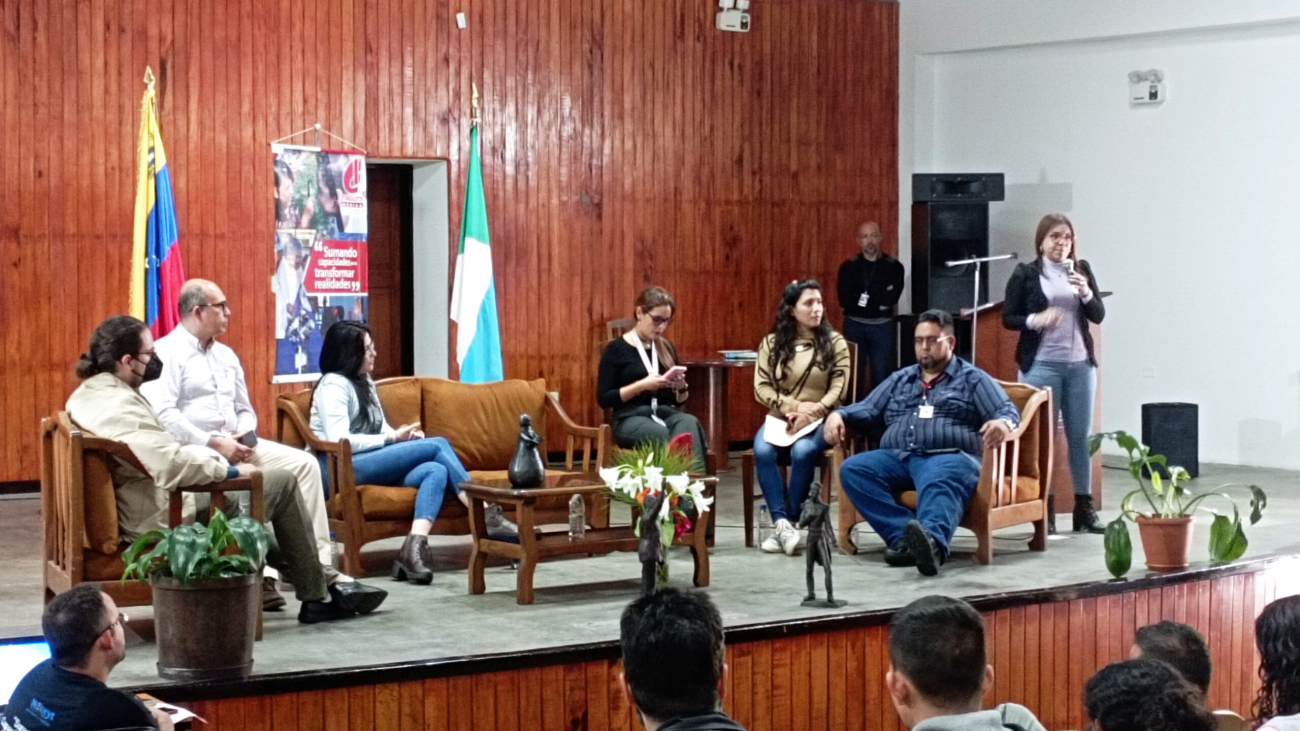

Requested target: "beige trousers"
[{"left": 247, "top": 439, "right": 331, "bottom": 567}]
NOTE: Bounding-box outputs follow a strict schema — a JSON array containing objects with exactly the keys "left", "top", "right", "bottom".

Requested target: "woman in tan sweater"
[{"left": 753, "top": 280, "right": 851, "bottom": 554}]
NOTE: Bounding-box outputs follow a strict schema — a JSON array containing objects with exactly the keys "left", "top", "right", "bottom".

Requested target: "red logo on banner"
[{"left": 343, "top": 158, "right": 364, "bottom": 194}]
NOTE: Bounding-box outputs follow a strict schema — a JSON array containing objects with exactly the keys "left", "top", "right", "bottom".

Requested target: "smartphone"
[
  {"left": 237, "top": 430, "right": 259, "bottom": 448},
  {"left": 664, "top": 365, "right": 687, "bottom": 381}
]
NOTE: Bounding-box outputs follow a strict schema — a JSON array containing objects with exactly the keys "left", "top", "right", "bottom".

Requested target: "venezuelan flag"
[{"left": 130, "top": 71, "right": 185, "bottom": 337}]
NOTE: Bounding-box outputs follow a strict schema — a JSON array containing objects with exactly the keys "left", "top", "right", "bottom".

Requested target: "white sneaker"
[
  {"left": 760, "top": 519, "right": 788, "bottom": 553},
  {"left": 780, "top": 521, "right": 801, "bottom": 556}
]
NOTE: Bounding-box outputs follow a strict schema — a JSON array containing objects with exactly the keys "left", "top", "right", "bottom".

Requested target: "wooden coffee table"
[{"left": 462, "top": 472, "right": 713, "bottom": 605}]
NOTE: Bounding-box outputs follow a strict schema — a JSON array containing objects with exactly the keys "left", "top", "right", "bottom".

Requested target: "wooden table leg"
[
  {"left": 468, "top": 496, "right": 488, "bottom": 595},
  {"left": 690, "top": 507, "right": 711, "bottom": 587},
  {"left": 707, "top": 367, "right": 730, "bottom": 471},
  {"left": 515, "top": 504, "right": 538, "bottom": 605}
]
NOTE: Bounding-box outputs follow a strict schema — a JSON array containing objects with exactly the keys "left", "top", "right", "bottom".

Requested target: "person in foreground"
[
  {"left": 1084, "top": 658, "right": 1216, "bottom": 731},
  {"left": 752, "top": 279, "right": 850, "bottom": 555},
  {"left": 1002, "top": 213, "right": 1106, "bottom": 533},
  {"left": 619, "top": 588, "right": 747, "bottom": 731},
  {"left": 826, "top": 309, "right": 1020, "bottom": 576},
  {"left": 1252, "top": 595, "right": 1300, "bottom": 731},
  {"left": 3, "top": 585, "right": 172, "bottom": 731},
  {"left": 598, "top": 286, "right": 708, "bottom": 472},
  {"left": 142, "top": 279, "right": 336, "bottom": 611},
  {"left": 310, "top": 321, "right": 515, "bottom": 584},
  {"left": 886, "top": 595, "right": 1045, "bottom": 731},
  {"left": 65, "top": 315, "right": 387, "bottom": 624},
  {"left": 1130, "top": 620, "right": 1212, "bottom": 698}
]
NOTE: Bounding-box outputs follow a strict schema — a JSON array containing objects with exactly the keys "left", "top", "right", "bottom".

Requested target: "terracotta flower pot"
[
  {"left": 152, "top": 572, "right": 260, "bottom": 681},
  {"left": 1135, "top": 515, "right": 1194, "bottom": 571}
]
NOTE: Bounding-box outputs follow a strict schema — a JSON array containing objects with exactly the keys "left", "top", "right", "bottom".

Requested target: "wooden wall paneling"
[
  {"left": 1022, "top": 604, "right": 1040, "bottom": 716},
  {"left": 469, "top": 670, "right": 496, "bottom": 731},
  {"left": 270, "top": 694, "right": 298, "bottom": 731},
  {"left": 540, "top": 665, "right": 566, "bottom": 730},
  {"left": 827, "top": 630, "right": 847, "bottom": 731},
  {"left": 373, "top": 682, "right": 400, "bottom": 731},
  {"left": 422, "top": 677, "right": 450, "bottom": 731},
  {"left": 749, "top": 631, "right": 773, "bottom": 731},
  {"left": 295, "top": 689, "right": 324, "bottom": 730}
]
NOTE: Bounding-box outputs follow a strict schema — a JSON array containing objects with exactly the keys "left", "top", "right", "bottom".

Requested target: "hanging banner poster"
[{"left": 271, "top": 144, "right": 369, "bottom": 381}]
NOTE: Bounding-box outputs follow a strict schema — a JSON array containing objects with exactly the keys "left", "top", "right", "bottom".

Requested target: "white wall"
[{"left": 901, "top": 1, "right": 1300, "bottom": 468}]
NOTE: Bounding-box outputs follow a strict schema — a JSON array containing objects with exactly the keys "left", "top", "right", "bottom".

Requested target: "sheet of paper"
[
  {"left": 139, "top": 694, "right": 205, "bottom": 725},
  {"left": 762, "top": 414, "right": 823, "bottom": 448}
]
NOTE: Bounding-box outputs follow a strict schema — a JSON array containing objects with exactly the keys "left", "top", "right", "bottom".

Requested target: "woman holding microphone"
[{"left": 1003, "top": 213, "right": 1107, "bottom": 533}]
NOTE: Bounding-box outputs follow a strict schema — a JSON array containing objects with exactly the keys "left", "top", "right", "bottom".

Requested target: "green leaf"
[
  {"left": 1104, "top": 518, "right": 1132, "bottom": 578},
  {"left": 168, "top": 523, "right": 210, "bottom": 583},
  {"left": 214, "top": 554, "right": 256, "bottom": 577},
  {"left": 1115, "top": 431, "right": 1140, "bottom": 454},
  {"left": 228, "top": 516, "right": 269, "bottom": 568},
  {"left": 1087, "top": 432, "right": 1104, "bottom": 456},
  {"left": 1249, "top": 485, "right": 1267, "bottom": 525},
  {"left": 659, "top": 519, "right": 675, "bottom": 550},
  {"left": 1208, "top": 509, "right": 1248, "bottom": 563},
  {"left": 207, "top": 509, "right": 235, "bottom": 553},
  {"left": 122, "top": 531, "right": 168, "bottom": 583}
]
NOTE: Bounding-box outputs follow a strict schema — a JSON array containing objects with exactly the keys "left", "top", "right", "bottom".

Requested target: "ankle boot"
[
  {"left": 1072, "top": 494, "right": 1106, "bottom": 534},
  {"left": 392, "top": 534, "right": 434, "bottom": 584}
]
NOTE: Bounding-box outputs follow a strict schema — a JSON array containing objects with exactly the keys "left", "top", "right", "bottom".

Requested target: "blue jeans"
[
  {"left": 349, "top": 437, "right": 470, "bottom": 522},
  {"left": 752, "top": 422, "right": 830, "bottom": 522},
  {"left": 1020, "top": 360, "right": 1096, "bottom": 496},
  {"left": 842, "top": 318, "right": 896, "bottom": 396},
  {"left": 839, "top": 449, "right": 980, "bottom": 556}
]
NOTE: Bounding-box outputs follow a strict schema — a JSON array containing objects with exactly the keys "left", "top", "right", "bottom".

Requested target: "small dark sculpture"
[
  {"left": 638, "top": 490, "right": 666, "bottom": 596},
  {"left": 798, "top": 486, "right": 846, "bottom": 608},
  {"left": 507, "top": 414, "right": 545, "bottom": 488}
]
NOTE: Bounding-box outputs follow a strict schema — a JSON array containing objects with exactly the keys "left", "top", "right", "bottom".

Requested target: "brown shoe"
[
  {"left": 262, "top": 576, "right": 287, "bottom": 611},
  {"left": 392, "top": 534, "right": 434, "bottom": 584}
]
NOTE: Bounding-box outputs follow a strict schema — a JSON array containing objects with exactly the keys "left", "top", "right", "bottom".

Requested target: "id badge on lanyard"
[
  {"left": 630, "top": 331, "right": 667, "bottom": 427},
  {"left": 918, "top": 373, "right": 947, "bottom": 420}
]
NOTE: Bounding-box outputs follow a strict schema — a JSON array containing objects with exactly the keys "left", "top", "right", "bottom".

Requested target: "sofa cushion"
[
  {"left": 83, "top": 451, "right": 120, "bottom": 555},
  {"left": 420, "top": 379, "right": 548, "bottom": 471},
  {"left": 1000, "top": 382, "right": 1041, "bottom": 481},
  {"left": 326, "top": 485, "right": 471, "bottom": 522},
  {"left": 83, "top": 545, "right": 128, "bottom": 582},
  {"left": 375, "top": 377, "right": 423, "bottom": 432},
  {"left": 277, "top": 390, "right": 316, "bottom": 449}
]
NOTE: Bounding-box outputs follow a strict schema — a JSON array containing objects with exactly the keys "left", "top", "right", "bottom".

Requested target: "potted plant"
[
  {"left": 123, "top": 508, "right": 268, "bottom": 681},
  {"left": 1088, "top": 431, "right": 1266, "bottom": 577}
]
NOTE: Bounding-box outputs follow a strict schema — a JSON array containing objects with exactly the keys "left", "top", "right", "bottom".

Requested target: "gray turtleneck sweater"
[{"left": 1029, "top": 258, "right": 1090, "bottom": 363}]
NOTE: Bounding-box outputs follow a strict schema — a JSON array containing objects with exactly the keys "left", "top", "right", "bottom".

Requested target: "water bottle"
[
  {"left": 568, "top": 494, "right": 586, "bottom": 541},
  {"left": 758, "top": 504, "right": 772, "bottom": 545},
  {"left": 329, "top": 531, "right": 342, "bottom": 570}
]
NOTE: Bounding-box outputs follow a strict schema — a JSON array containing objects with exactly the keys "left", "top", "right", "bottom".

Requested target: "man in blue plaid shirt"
[{"left": 825, "top": 309, "right": 1020, "bottom": 576}]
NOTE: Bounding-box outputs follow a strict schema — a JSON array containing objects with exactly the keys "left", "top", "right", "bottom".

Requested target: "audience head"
[
  {"left": 913, "top": 310, "right": 956, "bottom": 372},
  {"left": 178, "top": 279, "right": 232, "bottom": 341},
  {"left": 1085, "top": 658, "right": 1216, "bottom": 731},
  {"left": 632, "top": 287, "right": 677, "bottom": 343},
  {"left": 43, "top": 585, "right": 127, "bottom": 674},
  {"left": 619, "top": 588, "right": 727, "bottom": 725},
  {"left": 75, "top": 315, "right": 159, "bottom": 389},
  {"left": 1252, "top": 595, "right": 1300, "bottom": 725},
  {"left": 320, "top": 321, "right": 376, "bottom": 379},
  {"left": 1131, "top": 620, "right": 1212, "bottom": 695},
  {"left": 857, "top": 220, "right": 883, "bottom": 259},
  {"left": 887, "top": 596, "right": 991, "bottom": 726},
  {"left": 768, "top": 279, "right": 835, "bottom": 377},
  {"left": 1035, "top": 213, "right": 1076, "bottom": 264}
]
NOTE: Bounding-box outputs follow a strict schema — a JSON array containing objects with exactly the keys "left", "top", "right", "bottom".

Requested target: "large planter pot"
[
  {"left": 152, "top": 572, "right": 259, "bottom": 681},
  {"left": 1135, "top": 515, "right": 1194, "bottom": 571}
]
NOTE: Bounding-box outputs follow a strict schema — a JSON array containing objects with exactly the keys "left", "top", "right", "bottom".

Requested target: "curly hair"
[
  {"left": 1253, "top": 595, "right": 1300, "bottom": 728},
  {"left": 75, "top": 315, "right": 149, "bottom": 380},
  {"left": 1085, "top": 658, "right": 1216, "bottom": 731},
  {"left": 767, "top": 279, "right": 835, "bottom": 379}
]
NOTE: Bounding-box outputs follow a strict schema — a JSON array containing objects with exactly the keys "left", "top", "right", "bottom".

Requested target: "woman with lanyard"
[
  {"left": 1003, "top": 213, "right": 1106, "bottom": 533},
  {"left": 597, "top": 286, "right": 709, "bottom": 472}
]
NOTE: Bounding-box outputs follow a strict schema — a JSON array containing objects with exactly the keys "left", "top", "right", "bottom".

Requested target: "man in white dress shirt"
[{"left": 142, "top": 279, "right": 336, "bottom": 610}]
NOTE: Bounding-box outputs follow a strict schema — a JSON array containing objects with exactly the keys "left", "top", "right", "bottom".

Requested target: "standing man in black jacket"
[{"left": 838, "top": 221, "right": 906, "bottom": 394}]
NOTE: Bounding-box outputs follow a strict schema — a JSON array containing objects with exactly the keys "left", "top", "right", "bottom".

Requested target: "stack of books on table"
[{"left": 719, "top": 350, "right": 758, "bottom": 363}]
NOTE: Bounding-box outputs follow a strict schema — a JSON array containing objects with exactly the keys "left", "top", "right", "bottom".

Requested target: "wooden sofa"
[
  {"left": 833, "top": 381, "right": 1054, "bottom": 564},
  {"left": 40, "top": 413, "right": 265, "bottom": 611},
  {"left": 275, "top": 377, "right": 611, "bottom": 577}
]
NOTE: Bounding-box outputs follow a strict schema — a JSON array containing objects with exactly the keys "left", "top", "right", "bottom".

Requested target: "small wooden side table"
[{"left": 461, "top": 473, "right": 714, "bottom": 605}]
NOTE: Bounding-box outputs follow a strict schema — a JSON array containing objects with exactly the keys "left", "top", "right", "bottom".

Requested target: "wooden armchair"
[
  {"left": 833, "top": 381, "right": 1054, "bottom": 564},
  {"left": 275, "top": 377, "right": 611, "bottom": 577},
  {"left": 41, "top": 413, "right": 265, "bottom": 612}
]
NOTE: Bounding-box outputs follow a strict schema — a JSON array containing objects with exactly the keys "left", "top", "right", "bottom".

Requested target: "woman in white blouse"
[{"left": 310, "top": 321, "right": 514, "bottom": 584}]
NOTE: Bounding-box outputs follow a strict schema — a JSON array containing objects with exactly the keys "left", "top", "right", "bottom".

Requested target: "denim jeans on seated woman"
[
  {"left": 346, "top": 437, "right": 471, "bottom": 522},
  {"left": 752, "top": 421, "right": 830, "bottom": 522}
]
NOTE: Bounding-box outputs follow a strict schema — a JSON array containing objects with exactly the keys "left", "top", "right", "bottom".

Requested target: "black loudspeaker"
[
  {"left": 911, "top": 201, "right": 991, "bottom": 315},
  {"left": 913, "top": 173, "right": 1005, "bottom": 203},
  {"left": 1142, "top": 403, "right": 1199, "bottom": 479}
]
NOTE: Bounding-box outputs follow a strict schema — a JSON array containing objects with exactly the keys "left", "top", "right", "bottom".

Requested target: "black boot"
[
  {"left": 1072, "top": 494, "right": 1106, "bottom": 534},
  {"left": 392, "top": 534, "right": 434, "bottom": 584}
]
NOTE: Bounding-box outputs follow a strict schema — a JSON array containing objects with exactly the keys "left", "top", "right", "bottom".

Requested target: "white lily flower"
[
  {"left": 643, "top": 467, "right": 664, "bottom": 493},
  {"left": 685, "top": 481, "right": 713, "bottom": 514},
  {"left": 658, "top": 493, "right": 674, "bottom": 521},
  {"left": 665, "top": 474, "right": 691, "bottom": 495},
  {"left": 598, "top": 466, "right": 622, "bottom": 487}
]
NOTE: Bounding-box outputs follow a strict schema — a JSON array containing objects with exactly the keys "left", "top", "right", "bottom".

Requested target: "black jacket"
[
  {"left": 837, "top": 253, "right": 905, "bottom": 319},
  {"left": 1002, "top": 259, "right": 1105, "bottom": 373},
  {"left": 657, "top": 711, "right": 750, "bottom": 731}
]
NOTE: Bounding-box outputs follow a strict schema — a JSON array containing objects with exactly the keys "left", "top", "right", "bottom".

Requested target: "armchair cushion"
[
  {"left": 278, "top": 390, "right": 316, "bottom": 449},
  {"left": 83, "top": 547, "right": 128, "bottom": 582},
  {"left": 1000, "top": 382, "right": 1041, "bottom": 481},
  {"left": 375, "top": 377, "right": 423, "bottom": 431},
  {"left": 326, "top": 485, "right": 470, "bottom": 522},
  {"left": 420, "top": 378, "right": 548, "bottom": 471},
  {"left": 83, "top": 451, "right": 120, "bottom": 555}
]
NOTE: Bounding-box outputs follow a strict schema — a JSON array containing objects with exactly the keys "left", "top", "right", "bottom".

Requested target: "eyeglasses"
[
  {"left": 198, "top": 301, "right": 231, "bottom": 314},
  {"left": 135, "top": 350, "right": 156, "bottom": 360},
  {"left": 914, "top": 336, "right": 951, "bottom": 347},
  {"left": 98, "top": 612, "right": 128, "bottom": 636},
  {"left": 648, "top": 314, "right": 673, "bottom": 327},
  {"left": 1047, "top": 232, "right": 1074, "bottom": 242}
]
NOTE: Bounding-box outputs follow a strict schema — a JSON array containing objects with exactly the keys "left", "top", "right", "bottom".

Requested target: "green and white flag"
[{"left": 450, "top": 125, "right": 503, "bottom": 382}]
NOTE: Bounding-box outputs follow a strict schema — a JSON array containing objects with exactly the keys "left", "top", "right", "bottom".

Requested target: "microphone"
[{"left": 1065, "top": 259, "right": 1075, "bottom": 274}]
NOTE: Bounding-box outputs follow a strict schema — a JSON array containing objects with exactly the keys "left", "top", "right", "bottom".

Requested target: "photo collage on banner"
[{"left": 271, "top": 144, "right": 369, "bottom": 380}]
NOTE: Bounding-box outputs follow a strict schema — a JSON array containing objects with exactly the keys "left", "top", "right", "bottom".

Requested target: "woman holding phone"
[
  {"left": 597, "top": 286, "right": 708, "bottom": 471},
  {"left": 311, "top": 321, "right": 516, "bottom": 585},
  {"left": 1003, "top": 213, "right": 1106, "bottom": 533},
  {"left": 752, "top": 280, "right": 850, "bottom": 554}
]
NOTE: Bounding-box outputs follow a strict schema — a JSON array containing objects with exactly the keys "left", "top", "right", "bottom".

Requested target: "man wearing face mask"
[{"left": 65, "top": 315, "right": 388, "bottom": 624}]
